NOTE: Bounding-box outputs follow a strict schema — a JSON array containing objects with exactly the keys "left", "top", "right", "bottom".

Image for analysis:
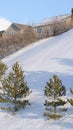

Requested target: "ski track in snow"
[{"left": 1, "top": 29, "right": 73, "bottom": 130}]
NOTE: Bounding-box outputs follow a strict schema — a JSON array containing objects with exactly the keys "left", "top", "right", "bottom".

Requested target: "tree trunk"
[
  {"left": 14, "top": 96, "right": 17, "bottom": 111},
  {"left": 54, "top": 105, "right": 56, "bottom": 114}
]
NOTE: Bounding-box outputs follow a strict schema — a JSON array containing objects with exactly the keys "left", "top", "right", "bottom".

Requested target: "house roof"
[
  {"left": 33, "top": 14, "right": 70, "bottom": 27},
  {"left": 12, "top": 23, "right": 30, "bottom": 30},
  {"left": 5, "top": 23, "right": 31, "bottom": 32}
]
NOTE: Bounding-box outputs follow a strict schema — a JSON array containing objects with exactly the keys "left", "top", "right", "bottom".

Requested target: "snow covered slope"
[{"left": 1, "top": 29, "right": 73, "bottom": 130}]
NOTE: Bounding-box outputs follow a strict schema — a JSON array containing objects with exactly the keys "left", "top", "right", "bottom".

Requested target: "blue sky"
[{"left": 0, "top": 0, "right": 73, "bottom": 24}]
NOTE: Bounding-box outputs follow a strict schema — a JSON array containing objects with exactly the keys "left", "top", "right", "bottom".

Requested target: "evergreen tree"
[
  {"left": 68, "top": 88, "right": 73, "bottom": 106},
  {"left": 0, "top": 61, "right": 7, "bottom": 103},
  {"left": 0, "top": 61, "right": 7, "bottom": 79},
  {"left": 1, "top": 62, "right": 31, "bottom": 111},
  {"left": 44, "top": 75, "right": 67, "bottom": 119},
  {"left": 71, "top": 8, "right": 73, "bottom": 15}
]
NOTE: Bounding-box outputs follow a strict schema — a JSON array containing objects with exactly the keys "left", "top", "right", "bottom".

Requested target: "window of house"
[
  {"left": 36, "top": 27, "right": 42, "bottom": 34},
  {"left": 9, "top": 31, "right": 14, "bottom": 36}
]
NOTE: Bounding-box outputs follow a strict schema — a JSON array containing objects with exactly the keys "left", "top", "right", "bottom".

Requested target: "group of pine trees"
[{"left": 0, "top": 61, "right": 73, "bottom": 120}]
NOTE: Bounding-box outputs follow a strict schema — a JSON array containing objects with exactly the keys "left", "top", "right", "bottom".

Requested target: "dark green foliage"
[
  {"left": 68, "top": 88, "right": 73, "bottom": 106},
  {"left": 13, "top": 100, "right": 31, "bottom": 111},
  {"left": 0, "top": 62, "right": 31, "bottom": 111},
  {"left": 44, "top": 75, "right": 67, "bottom": 119},
  {"left": 44, "top": 99, "right": 67, "bottom": 107},
  {"left": 70, "top": 88, "right": 73, "bottom": 94},
  {"left": 59, "top": 107, "right": 68, "bottom": 111},
  {"left": 0, "top": 61, "right": 7, "bottom": 79},
  {"left": 0, "top": 95, "right": 9, "bottom": 103},
  {"left": 44, "top": 112, "right": 62, "bottom": 119},
  {"left": 0, "top": 107, "right": 12, "bottom": 111},
  {"left": 71, "top": 8, "right": 73, "bottom": 15},
  {"left": 44, "top": 75, "right": 66, "bottom": 99},
  {"left": 68, "top": 99, "right": 73, "bottom": 106},
  {"left": 0, "top": 61, "right": 8, "bottom": 102}
]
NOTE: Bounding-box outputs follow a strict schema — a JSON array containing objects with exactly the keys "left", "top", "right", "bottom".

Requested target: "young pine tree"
[
  {"left": 1, "top": 62, "right": 31, "bottom": 111},
  {"left": 0, "top": 61, "right": 7, "bottom": 79},
  {"left": 68, "top": 88, "right": 73, "bottom": 106},
  {"left": 44, "top": 75, "right": 67, "bottom": 119},
  {"left": 0, "top": 61, "right": 7, "bottom": 102}
]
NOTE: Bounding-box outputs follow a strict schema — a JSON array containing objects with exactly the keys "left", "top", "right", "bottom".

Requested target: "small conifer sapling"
[{"left": 44, "top": 75, "right": 67, "bottom": 119}]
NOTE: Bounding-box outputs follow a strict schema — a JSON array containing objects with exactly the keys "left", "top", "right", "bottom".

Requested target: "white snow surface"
[
  {"left": 1, "top": 29, "right": 73, "bottom": 130},
  {"left": 0, "top": 17, "right": 11, "bottom": 31}
]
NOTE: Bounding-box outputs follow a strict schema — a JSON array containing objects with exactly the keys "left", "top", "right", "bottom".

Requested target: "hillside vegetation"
[{"left": 0, "top": 27, "right": 38, "bottom": 59}]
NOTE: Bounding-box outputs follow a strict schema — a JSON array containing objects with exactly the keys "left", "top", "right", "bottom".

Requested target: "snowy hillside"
[{"left": 1, "top": 29, "right": 73, "bottom": 130}]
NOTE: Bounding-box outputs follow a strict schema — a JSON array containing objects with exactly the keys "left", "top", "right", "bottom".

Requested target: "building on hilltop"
[
  {"left": 0, "top": 9, "right": 73, "bottom": 39},
  {"left": 32, "top": 14, "right": 73, "bottom": 39},
  {"left": 2, "top": 23, "right": 31, "bottom": 38}
]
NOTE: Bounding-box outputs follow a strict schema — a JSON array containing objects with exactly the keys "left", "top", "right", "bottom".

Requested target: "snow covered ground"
[{"left": 1, "top": 29, "right": 73, "bottom": 130}]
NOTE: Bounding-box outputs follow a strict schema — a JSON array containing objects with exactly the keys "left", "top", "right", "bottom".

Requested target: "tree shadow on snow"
[{"left": 52, "top": 58, "right": 73, "bottom": 67}]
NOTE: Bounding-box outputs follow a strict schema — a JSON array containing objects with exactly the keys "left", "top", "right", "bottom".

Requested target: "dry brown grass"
[{"left": 0, "top": 27, "right": 38, "bottom": 59}]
